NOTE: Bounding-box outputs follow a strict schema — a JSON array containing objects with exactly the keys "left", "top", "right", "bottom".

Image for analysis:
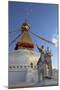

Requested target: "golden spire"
[{"left": 15, "top": 21, "right": 34, "bottom": 50}]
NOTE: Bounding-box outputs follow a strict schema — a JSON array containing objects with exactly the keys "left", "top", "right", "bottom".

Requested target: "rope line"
[
  {"left": 9, "top": 29, "right": 20, "bottom": 34},
  {"left": 30, "top": 31, "right": 55, "bottom": 45},
  {"left": 9, "top": 34, "right": 21, "bottom": 46},
  {"left": 9, "top": 32, "right": 26, "bottom": 47}
]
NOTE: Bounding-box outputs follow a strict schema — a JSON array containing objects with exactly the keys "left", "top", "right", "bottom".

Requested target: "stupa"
[{"left": 9, "top": 21, "right": 40, "bottom": 88}]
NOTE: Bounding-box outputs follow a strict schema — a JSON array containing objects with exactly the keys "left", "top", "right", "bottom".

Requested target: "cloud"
[
  {"left": 52, "top": 34, "right": 58, "bottom": 47},
  {"left": 52, "top": 38, "right": 57, "bottom": 47}
]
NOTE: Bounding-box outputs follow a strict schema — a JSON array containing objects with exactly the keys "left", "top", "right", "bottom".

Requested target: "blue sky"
[{"left": 9, "top": 1, "right": 58, "bottom": 69}]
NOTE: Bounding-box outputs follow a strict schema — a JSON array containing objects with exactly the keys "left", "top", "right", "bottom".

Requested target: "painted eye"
[{"left": 25, "top": 25, "right": 29, "bottom": 29}]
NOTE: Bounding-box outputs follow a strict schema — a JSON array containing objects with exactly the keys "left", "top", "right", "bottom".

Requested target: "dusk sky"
[{"left": 9, "top": 1, "right": 58, "bottom": 69}]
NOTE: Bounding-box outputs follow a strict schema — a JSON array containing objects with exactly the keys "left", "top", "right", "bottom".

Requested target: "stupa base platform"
[
  {"left": 8, "top": 82, "right": 35, "bottom": 89},
  {"left": 8, "top": 79, "right": 58, "bottom": 89}
]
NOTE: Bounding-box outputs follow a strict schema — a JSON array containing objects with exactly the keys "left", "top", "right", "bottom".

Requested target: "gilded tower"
[{"left": 15, "top": 22, "right": 34, "bottom": 50}]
